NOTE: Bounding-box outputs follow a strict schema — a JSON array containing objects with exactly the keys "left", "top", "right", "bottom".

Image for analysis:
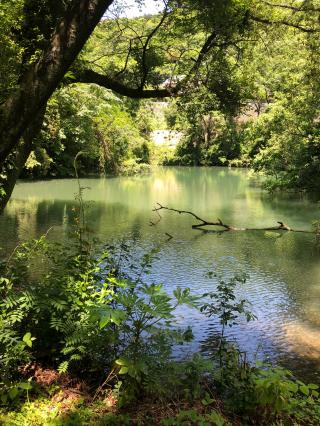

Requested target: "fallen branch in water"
[{"left": 152, "top": 203, "right": 316, "bottom": 234}]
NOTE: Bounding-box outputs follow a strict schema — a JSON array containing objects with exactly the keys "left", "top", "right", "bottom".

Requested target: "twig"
[
  {"left": 92, "top": 368, "right": 117, "bottom": 402},
  {"left": 5, "top": 226, "right": 56, "bottom": 269},
  {"left": 149, "top": 208, "right": 162, "bottom": 226}
]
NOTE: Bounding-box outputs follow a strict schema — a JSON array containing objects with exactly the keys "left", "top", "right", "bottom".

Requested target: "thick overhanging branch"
[
  {"left": 152, "top": 203, "right": 316, "bottom": 234},
  {"left": 75, "top": 6, "right": 319, "bottom": 101},
  {"left": 76, "top": 30, "right": 218, "bottom": 98},
  {"left": 75, "top": 69, "right": 178, "bottom": 98}
]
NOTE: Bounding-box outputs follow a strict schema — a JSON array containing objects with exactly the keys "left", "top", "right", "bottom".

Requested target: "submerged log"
[{"left": 152, "top": 203, "right": 316, "bottom": 234}]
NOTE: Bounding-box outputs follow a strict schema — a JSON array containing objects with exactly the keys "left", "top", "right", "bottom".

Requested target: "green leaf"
[
  {"left": 8, "top": 387, "right": 18, "bottom": 400},
  {"left": 18, "top": 382, "right": 32, "bottom": 390},
  {"left": 207, "top": 411, "right": 228, "bottom": 426},
  {"left": 99, "top": 315, "right": 111, "bottom": 328},
  {"left": 308, "top": 384, "right": 319, "bottom": 390},
  {"left": 119, "top": 367, "right": 129, "bottom": 375},
  {"left": 58, "top": 361, "right": 69, "bottom": 374},
  {"left": 64, "top": 71, "right": 76, "bottom": 80},
  {"left": 286, "top": 382, "right": 298, "bottom": 393},
  {"left": 300, "top": 385, "right": 309, "bottom": 396},
  {"left": 99, "top": 308, "right": 126, "bottom": 328},
  {"left": 115, "top": 357, "right": 129, "bottom": 366},
  {"left": 201, "top": 392, "right": 214, "bottom": 406},
  {"left": 23, "top": 332, "right": 34, "bottom": 348},
  {"left": 110, "top": 310, "right": 127, "bottom": 326}
]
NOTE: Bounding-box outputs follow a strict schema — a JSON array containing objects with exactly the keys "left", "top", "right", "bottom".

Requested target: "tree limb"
[
  {"left": 75, "top": 29, "right": 218, "bottom": 99},
  {"left": 183, "top": 31, "right": 218, "bottom": 85},
  {"left": 75, "top": 69, "right": 177, "bottom": 98},
  {"left": 153, "top": 203, "right": 316, "bottom": 234},
  {"left": 75, "top": 6, "right": 319, "bottom": 100}
]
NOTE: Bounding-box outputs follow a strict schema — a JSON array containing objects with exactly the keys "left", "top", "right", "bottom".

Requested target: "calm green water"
[{"left": 1, "top": 167, "right": 320, "bottom": 379}]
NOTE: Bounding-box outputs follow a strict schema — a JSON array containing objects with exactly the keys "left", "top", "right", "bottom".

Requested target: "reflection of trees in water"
[
  {"left": 166, "top": 167, "right": 247, "bottom": 214},
  {"left": 0, "top": 199, "right": 148, "bottom": 252},
  {"left": 0, "top": 199, "right": 41, "bottom": 251},
  {"left": 2, "top": 199, "right": 76, "bottom": 244}
]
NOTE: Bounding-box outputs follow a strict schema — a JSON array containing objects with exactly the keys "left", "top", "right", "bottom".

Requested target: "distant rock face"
[{"left": 151, "top": 130, "right": 183, "bottom": 148}]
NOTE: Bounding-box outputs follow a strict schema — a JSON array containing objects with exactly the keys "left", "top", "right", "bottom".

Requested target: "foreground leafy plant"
[
  {"left": 199, "top": 273, "right": 320, "bottom": 424},
  {"left": 1, "top": 213, "right": 320, "bottom": 425},
  {"left": 0, "top": 236, "right": 198, "bottom": 406}
]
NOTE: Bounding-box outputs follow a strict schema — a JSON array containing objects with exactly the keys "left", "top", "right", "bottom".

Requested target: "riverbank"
[
  {"left": 1, "top": 167, "right": 320, "bottom": 379},
  {"left": 1, "top": 170, "right": 320, "bottom": 423},
  {"left": 0, "top": 386, "right": 231, "bottom": 425}
]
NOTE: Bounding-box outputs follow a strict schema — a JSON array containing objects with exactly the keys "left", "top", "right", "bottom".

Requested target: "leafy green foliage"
[
  {"left": 1, "top": 0, "right": 319, "bottom": 190},
  {"left": 252, "top": 363, "right": 320, "bottom": 420},
  {"left": 166, "top": 94, "right": 241, "bottom": 167},
  {"left": 0, "top": 0, "right": 24, "bottom": 102},
  {"left": 23, "top": 85, "right": 152, "bottom": 178},
  {"left": 0, "top": 233, "right": 197, "bottom": 406},
  {"left": 145, "top": 2, "right": 320, "bottom": 191},
  {"left": 1, "top": 235, "right": 320, "bottom": 423},
  {"left": 234, "top": 16, "right": 320, "bottom": 190},
  {"left": 201, "top": 273, "right": 256, "bottom": 363}
]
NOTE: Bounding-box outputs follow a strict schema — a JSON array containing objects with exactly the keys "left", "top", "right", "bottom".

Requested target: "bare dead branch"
[{"left": 153, "top": 203, "right": 316, "bottom": 234}]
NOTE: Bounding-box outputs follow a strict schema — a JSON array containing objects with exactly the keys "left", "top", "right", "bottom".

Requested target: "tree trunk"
[
  {"left": 0, "top": 0, "right": 113, "bottom": 164},
  {"left": 0, "top": 108, "right": 46, "bottom": 213}
]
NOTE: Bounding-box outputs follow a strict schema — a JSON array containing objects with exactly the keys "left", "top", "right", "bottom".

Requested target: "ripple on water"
[{"left": 1, "top": 167, "right": 320, "bottom": 380}]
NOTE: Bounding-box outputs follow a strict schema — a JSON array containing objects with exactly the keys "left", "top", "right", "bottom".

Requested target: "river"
[{"left": 1, "top": 167, "right": 320, "bottom": 380}]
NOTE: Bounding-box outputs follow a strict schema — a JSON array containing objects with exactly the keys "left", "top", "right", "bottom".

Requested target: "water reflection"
[{"left": 1, "top": 167, "right": 320, "bottom": 380}]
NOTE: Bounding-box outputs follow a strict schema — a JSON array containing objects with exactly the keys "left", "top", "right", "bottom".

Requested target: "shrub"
[{"left": 0, "top": 237, "right": 197, "bottom": 405}]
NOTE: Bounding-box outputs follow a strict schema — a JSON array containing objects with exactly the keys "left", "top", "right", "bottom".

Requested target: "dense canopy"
[{"left": 0, "top": 0, "right": 319, "bottom": 210}]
